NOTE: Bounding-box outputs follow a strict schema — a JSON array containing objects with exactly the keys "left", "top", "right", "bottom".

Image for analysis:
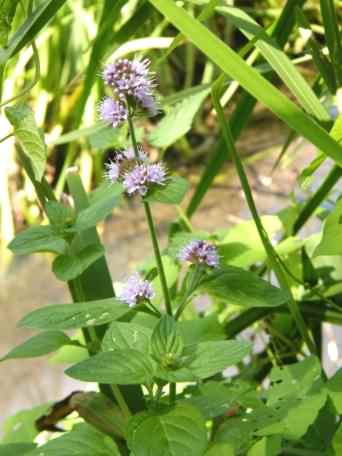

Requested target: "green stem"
[
  {"left": 175, "top": 266, "right": 203, "bottom": 319},
  {"left": 169, "top": 383, "right": 176, "bottom": 404},
  {"left": 212, "top": 82, "right": 316, "bottom": 355},
  {"left": 111, "top": 385, "right": 131, "bottom": 420},
  {"left": 127, "top": 113, "right": 172, "bottom": 315}
]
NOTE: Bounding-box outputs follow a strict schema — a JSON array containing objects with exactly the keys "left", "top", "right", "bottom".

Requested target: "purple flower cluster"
[
  {"left": 118, "top": 273, "right": 155, "bottom": 307},
  {"left": 105, "top": 146, "right": 167, "bottom": 196},
  {"left": 123, "top": 162, "right": 167, "bottom": 196},
  {"left": 178, "top": 240, "right": 219, "bottom": 268},
  {"left": 100, "top": 57, "right": 157, "bottom": 127}
]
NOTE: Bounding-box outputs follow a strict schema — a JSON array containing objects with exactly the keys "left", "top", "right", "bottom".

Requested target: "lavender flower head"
[
  {"left": 104, "top": 160, "right": 120, "bottom": 183},
  {"left": 178, "top": 240, "right": 219, "bottom": 268},
  {"left": 102, "top": 58, "right": 158, "bottom": 116},
  {"left": 118, "top": 273, "right": 155, "bottom": 307},
  {"left": 99, "top": 97, "right": 128, "bottom": 128},
  {"left": 123, "top": 162, "right": 167, "bottom": 196}
]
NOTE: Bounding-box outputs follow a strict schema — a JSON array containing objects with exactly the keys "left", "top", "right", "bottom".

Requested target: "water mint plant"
[{"left": 2, "top": 0, "right": 342, "bottom": 453}]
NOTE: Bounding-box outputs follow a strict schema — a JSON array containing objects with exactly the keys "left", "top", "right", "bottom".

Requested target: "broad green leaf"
[
  {"left": 52, "top": 244, "right": 104, "bottom": 281},
  {"left": 72, "top": 183, "right": 123, "bottom": 232},
  {"left": 149, "top": 86, "right": 210, "bottom": 148},
  {"left": 151, "top": 315, "right": 184, "bottom": 366},
  {"left": 127, "top": 402, "right": 208, "bottom": 456},
  {"left": 0, "top": 0, "right": 68, "bottom": 63},
  {"left": 326, "top": 368, "right": 342, "bottom": 414},
  {"left": 1, "top": 331, "right": 72, "bottom": 361},
  {"left": 157, "top": 340, "right": 250, "bottom": 382},
  {"left": 102, "top": 322, "right": 152, "bottom": 353},
  {"left": 247, "top": 437, "right": 282, "bottom": 456},
  {"left": 45, "top": 201, "right": 74, "bottom": 228},
  {"left": 219, "top": 216, "right": 282, "bottom": 268},
  {"left": 147, "top": 0, "right": 342, "bottom": 167},
  {"left": 178, "top": 315, "right": 225, "bottom": 345},
  {"left": 89, "top": 124, "right": 127, "bottom": 149},
  {"left": 200, "top": 266, "right": 289, "bottom": 308},
  {"left": 332, "top": 422, "right": 342, "bottom": 454},
  {"left": 0, "top": 1, "right": 20, "bottom": 47},
  {"left": 314, "top": 198, "right": 342, "bottom": 256},
  {"left": 218, "top": 6, "right": 329, "bottom": 120},
  {"left": 188, "top": 381, "right": 243, "bottom": 419},
  {"left": 205, "top": 443, "right": 234, "bottom": 456},
  {"left": 0, "top": 443, "right": 36, "bottom": 456},
  {"left": 66, "top": 349, "right": 154, "bottom": 384},
  {"left": 71, "top": 392, "right": 126, "bottom": 438},
  {"left": 8, "top": 226, "right": 68, "bottom": 255},
  {"left": 2, "top": 404, "right": 50, "bottom": 443},
  {"left": 5, "top": 104, "right": 48, "bottom": 181},
  {"left": 48, "top": 122, "right": 119, "bottom": 146},
  {"left": 18, "top": 298, "right": 130, "bottom": 330},
  {"left": 145, "top": 176, "right": 189, "bottom": 205},
  {"left": 29, "top": 423, "right": 120, "bottom": 456}
]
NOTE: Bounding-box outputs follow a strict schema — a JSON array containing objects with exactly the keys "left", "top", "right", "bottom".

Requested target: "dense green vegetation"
[{"left": 1, "top": 0, "right": 342, "bottom": 454}]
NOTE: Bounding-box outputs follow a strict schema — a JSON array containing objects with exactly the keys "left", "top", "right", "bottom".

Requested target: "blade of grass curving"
[
  {"left": 66, "top": 171, "right": 145, "bottom": 413},
  {"left": 186, "top": 0, "right": 305, "bottom": 217},
  {"left": 148, "top": 0, "right": 342, "bottom": 165},
  {"left": 320, "top": 0, "right": 342, "bottom": 84},
  {"left": 155, "top": 0, "right": 221, "bottom": 67},
  {"left": 293, "top": 165, "right": 342, "bottom": 235},
  {"left": 0, "top": 0, "right": 68, "bottom": 64},
  {"left": 217, "top": 6, "right": 330, "bottom": 121},
  {"left": 211, "top": 79, "right": 316, "bottom": 354},
  {"left": 296, "top": 8, "right": 337, "bottom": 94}
]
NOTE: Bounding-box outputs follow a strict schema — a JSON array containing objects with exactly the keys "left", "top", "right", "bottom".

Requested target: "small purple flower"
[
  {"left": 146, "top": 163, "right": 167, "bottom": 185},
  {"left": 123, "top": 164, "right": 149, "bottom": 196},
  {"left": 105, "top": 160, "right": 120, "bottom": 183},
  {"left": 178, "top": 240, "right": 219, "bottom": 268},
  {"left": 118, "top": 273, "right": 155, "bottom": 307},
  {"left": 99, "top": 97, "right": 128, "bottom": 128},
  {"left": 122, "top": 162, "right": 167, "bottom": 196},
  {"left": 102, "top": 58, "right": 157, "bottom": 116}
]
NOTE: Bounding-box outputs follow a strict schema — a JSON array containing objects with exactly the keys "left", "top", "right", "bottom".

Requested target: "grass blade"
[{"left": 211, "top": 77, "right": 316, "bottom": 354}]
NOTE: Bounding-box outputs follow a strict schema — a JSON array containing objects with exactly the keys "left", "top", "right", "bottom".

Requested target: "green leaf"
[
  {"left": 18, "top": 298, "right": 130, "bottom": 330},
  {"left": 247, "top": 437, "right": 282, "bottom": 456},
  {"left": 314, "top": 198, "right": 342, "bottom": 256},
  {"left": 1, "top": 331, "right": 72, "bottom": 361},
  {"left": 72, "top": 183, "right": 123, "bottom": 232},
  {"left": 127, "top": 402, "right": 208, "bottom": 456},
  {"left": 219, "top": 216, "right": 283, "bottom": 268},
  {"left": 200, "top": 266, "right": 289, "bottom": 308},
  {"left": 0, "top": 0, "right": 20, "bottom": 47},
  {"left": 52, "top": 244, "right": 105, "bottom": 281},
  {"left": 29, "top": 423, "right": 120, "bottom": 456},
  {"left": 2, "top": 404, "right": 50, "bottom": 443},
  {"left": 151, "top": 315, "right": 184, "bottom": 366},
  {"left": 326, "top": 368, "right": 342, "bottom": 414},
  {"left": 157, "top": 340, "right": 251, "bottom": 382},
  {"left": 71, "top": 392, "right": 126, "bottom": 438},
  {"left": 145, "top": 176, "right": 189, "bottom": 205},
  {"left": 178, "top": 315, "right": 225, "bottom": 345},
  {"left": 8, "top": 226, "right": 68, "bottom": 255},
  {"left": 205, "top": 443, "right": 234, "bottom": 456},
  {"left": 0, "top": 0, "right": 68, "bottom": 63},
  {"left": 89, "top": 124, "right": 128, "bottom": 150},
  {"left": 5, "top": 104, "right": 48, "bottom": 181},
  {"left": 147, "top": 0, "right": 342, "bottom": 167},
  {"left": 149, "top": 86, "right": 210, "bottom": 148},
  {"left": 188, "top": 381, "right": 243, "bottom": 419},
  {"left": 0, "top": 443, "right": 36, "bottom": 456},
  {"left": 218, "top": 6, "right": 329, "bottom": 120},
  {"left": 66, "top": 349, "right": 154, "bottom": 384},
  {"left": 45, "top": 201, "right": 74, "bottom": 228},
  {"left": 102, "top": 322, "right": 152, "bottom": 353}
]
